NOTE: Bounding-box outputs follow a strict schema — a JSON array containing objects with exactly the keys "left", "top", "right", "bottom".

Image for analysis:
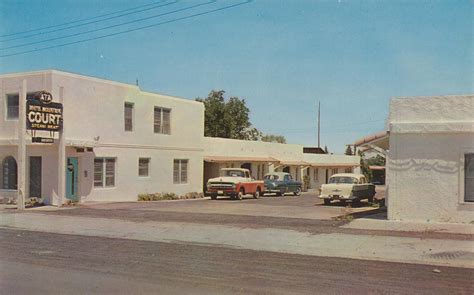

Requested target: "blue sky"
[{"left": 0, "top": 0, "right": 472, "bottom": 153}]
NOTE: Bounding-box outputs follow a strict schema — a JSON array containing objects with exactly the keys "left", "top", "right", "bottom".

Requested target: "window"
[
  {"left": 173, "top": 159, "right": 188, "bottom": 184},
  {"left": 94, "top": 158, "right": 116, "bottom": 187},
  {"left": 2, "top": 156, "right": 17, "bottom": 190},
  {"left": 314, "top": 168, "right": 319, "bottom": 181},
  {"left": 5, "top": 92, "right": 37, "bottom": 120},
  {"left": 154, "top": 107, "right": 171, "bottom": 134},
  {"left": 331, "top": 168, "right": 338, "bottom": 175},
  {"left": 139, "top": 158, "right": 150, "bottom": 177},
  {"left": 6, "top": 94, "right": 19, "bottom": 119},
  {"left": 124, "top": 102, "right": 134, "bottom": 131},
  {"left": 465, "top": 153, "right": 474, "bottom": 202},
  {"left": 345, "top": 167, "right": 353, "bottom": 173}
]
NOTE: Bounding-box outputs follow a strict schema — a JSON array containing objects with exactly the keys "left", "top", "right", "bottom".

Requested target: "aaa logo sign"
[{"left": 26, "top": 91, "right": 63, "bottom": 132}]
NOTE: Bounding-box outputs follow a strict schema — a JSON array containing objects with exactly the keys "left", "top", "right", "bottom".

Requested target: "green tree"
[
  {"left": 358, "top": 150, "right": 373, "bottom": 181},
  {"left": 366, "top": 154, "right": 386, "bottom": 166},
  {"left": 344, "top": 145, "right": 353, "bottom": 155},
  {"left": 261, "top": 134, "right": 287, "bottom": 144},
  {"left": 196, "top": 90, "right": 261, "bottom": 140}
]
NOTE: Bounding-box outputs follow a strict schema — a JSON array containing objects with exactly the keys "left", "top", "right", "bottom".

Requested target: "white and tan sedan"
[{"left": 319, "top": 173, "right": 375, "bottom": 205}]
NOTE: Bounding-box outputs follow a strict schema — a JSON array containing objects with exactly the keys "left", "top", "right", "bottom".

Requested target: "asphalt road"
[{"left": 0, "top": 228, "right": 472, "bottom": 295}]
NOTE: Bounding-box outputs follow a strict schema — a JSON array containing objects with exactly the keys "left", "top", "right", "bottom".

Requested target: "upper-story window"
[
  {"left": 154, "top": 107, "right": 171, "bottom": 134},
  {"left": 465, "top": 153, "right": 474, "bottom": 202},
  {"left": 5, "top": 92, "right": 40, "bottom": 120},
  {"left": 124, "top": 102, "right": 134, "bottom": 131},
  {"left": 6, "top": 94, "right": 19, "bottom": 119}
]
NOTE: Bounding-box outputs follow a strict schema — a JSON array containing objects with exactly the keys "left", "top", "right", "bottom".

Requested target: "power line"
[
  {"left": 0, "top": 1, "right": 253, "bottom": 58},
  {"left": 1, "top": 0, "right": 178, "bottom": 43},
  {"left": 0, "top": 1, "right": 214, "bottom": 51},
  {"left": 0, "top": 0, "right": 169, "bottom": 38}
]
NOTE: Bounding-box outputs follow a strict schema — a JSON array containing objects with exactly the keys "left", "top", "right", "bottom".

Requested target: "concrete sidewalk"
[
  {"left": 1, "top": 212, "right": 473, "bottom": 269},
  {"left": 344, "top": 216, "right": 474, "bottom": 235}
]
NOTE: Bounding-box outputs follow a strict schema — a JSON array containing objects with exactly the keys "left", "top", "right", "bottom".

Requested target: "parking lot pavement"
[{"left": 72, "top": 192, "right": 382, "bottom": 221}]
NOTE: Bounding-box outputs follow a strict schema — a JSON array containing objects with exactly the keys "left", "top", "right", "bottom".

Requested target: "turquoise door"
[{"left": 66, "top": 157, "right": 78, "bottom": 200}]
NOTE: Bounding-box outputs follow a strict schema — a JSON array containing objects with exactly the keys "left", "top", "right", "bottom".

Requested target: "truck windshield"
[
  {"left": 329, "top": 176, "right": 358, "bottom": 184},
  {"left": 220, "top": 170, "right": 245, "bottom": 177}
]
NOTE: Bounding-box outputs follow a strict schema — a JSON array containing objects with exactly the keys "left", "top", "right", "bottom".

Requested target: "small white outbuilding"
[{"left": 387, "top": 95, "right": 474, "bottom": 223}]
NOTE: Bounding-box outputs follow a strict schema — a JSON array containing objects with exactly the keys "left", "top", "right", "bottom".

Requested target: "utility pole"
[{"left": 317, "top": 101, "right": 321, "bottom": 148}]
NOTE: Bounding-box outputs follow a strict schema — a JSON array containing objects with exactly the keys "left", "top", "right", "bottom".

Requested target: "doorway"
[
  {"left": 241, "top": 163, "right": 252, "bottom": 176},
  {"left": 29, "top": 157, "right": 42, "bottom": 198},
  {"left": 66, "top": 157, "right": 78, "bottom": 200}
]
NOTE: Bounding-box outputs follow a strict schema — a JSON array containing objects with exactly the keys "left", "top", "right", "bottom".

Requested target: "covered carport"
[
  {"left": 203, "top": 156, "right": 279, "bottom": 190},
  {"left": 273, "top": 160, "right": 310, "bottom": 183},
  {"left": 354, "top": 131, "right": 390, "bottom": 156}
]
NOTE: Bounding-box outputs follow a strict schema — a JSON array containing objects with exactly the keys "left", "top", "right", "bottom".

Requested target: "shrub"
[
  {"left": 184, "top": 192, "right": 204, "bottom": 199},
  {"left": 138, "top": 192, "right": 205, "bottom": 201},
  {"left": 63, "top": 199, "right": 78, "bottom": 206},
  {"left": 162, "top": 192, "right": 178, "bottom": 200},
  {"left": 25, "top": 197, "right": 44, "bottom": 208}
]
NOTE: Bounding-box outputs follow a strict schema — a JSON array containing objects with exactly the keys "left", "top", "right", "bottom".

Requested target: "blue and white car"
[{"left": 263, "top": 172, "right": 302, "bottom": 196}]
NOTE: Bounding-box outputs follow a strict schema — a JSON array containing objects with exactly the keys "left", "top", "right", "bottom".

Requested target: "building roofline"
[
  {"left": 0, "top": 69, "right": 203, "bottom": 106},
  {"left": 392, "top": 94, "right": 474, "bottom": 100}
]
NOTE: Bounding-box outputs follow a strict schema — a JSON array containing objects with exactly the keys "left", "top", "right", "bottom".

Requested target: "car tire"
[
  {"left": 253, "top": 188, "right": 261, "bottom": 199},
  {"left": 237, "top": 189, "right": 244, "bottom": 200},
  {"left": 293, "top": 187, "right": 301, "bottom": 196},
  {"left": 210, "top": 194, "right": 217, "bottom": 200},
  {"left": 323, "top": 199, "right": 331, "bottom": 205},
  {"left": 279, "top": 188, "right": 286, "bottom": 197}
]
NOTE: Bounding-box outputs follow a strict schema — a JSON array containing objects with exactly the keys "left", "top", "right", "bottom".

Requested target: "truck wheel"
[
  {"left": 368, "top": 195, "right": 374, "bottom": 203},
  {"left": 323, "top": 199, "right": 331, "bottom": 205},
  {"left": 210, "top": 194, "right": 217, "bottom": 200},
  {"left": 352, "top": 198, "right": 361, "bottom": 207},
  {"left": 253, "top": 188, "right": 261, "bottom": 199},
  {"left": 293, "top": 187, "right": 301, "bottom": 196},
  {"left": 237, "top": 188, "right": 244, "bottom": 200}
]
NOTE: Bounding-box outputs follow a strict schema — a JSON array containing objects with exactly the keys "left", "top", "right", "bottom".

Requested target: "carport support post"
[
  {"left": 57, "top": 87, "right": 66, "bottom": 207},
  {"left": 17, "top": 80, "right": 27, "bottom": 210}
]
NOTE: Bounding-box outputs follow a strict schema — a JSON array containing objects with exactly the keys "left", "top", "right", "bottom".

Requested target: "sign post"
[
  {"left": 57, "top": 87, "right": 66, "bottom": 207},
  {"left": 17, "top": 80, "right": 27, "bottom": 210},
  {"left": 25, "top": 89, "right": 64, "bottom": 206}
]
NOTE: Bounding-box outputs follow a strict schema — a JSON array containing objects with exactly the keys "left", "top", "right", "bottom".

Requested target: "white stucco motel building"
[
  {"left": 0, "top": 70, "right": 359, "bottom": 206},
  {"left": 387, "top": 95, "right": 474, "bottom": 224},
  {"left": 356, "top": 95, "right": 474, "bottom": 224}
]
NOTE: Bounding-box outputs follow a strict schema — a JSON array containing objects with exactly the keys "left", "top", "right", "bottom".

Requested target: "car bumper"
[
  {"left": 319, "top": 195, "right": 356, "bottom": 200},
  {"left": 206, "top": 189, "right": 237, "bottom": 196}
]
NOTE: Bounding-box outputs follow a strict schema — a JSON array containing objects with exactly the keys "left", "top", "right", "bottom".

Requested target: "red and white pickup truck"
[{"left": 206, "top": 168, "right": 264, "bottom": 200}]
